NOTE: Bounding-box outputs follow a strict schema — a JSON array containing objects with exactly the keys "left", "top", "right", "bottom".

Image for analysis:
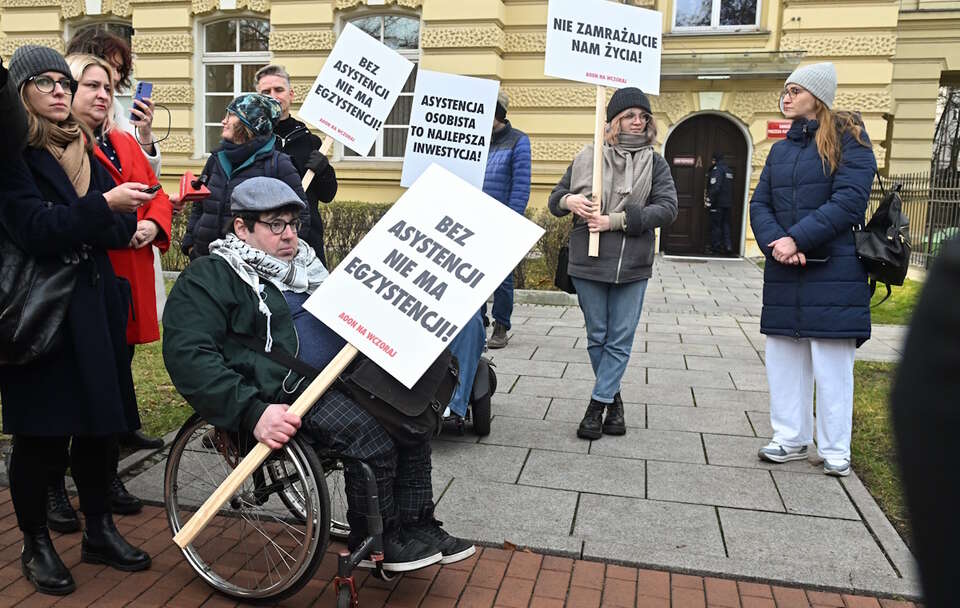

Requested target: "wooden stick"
[
  {"left": 301, "top": 136, "right": 335, "bottom": 192},
  {"left": 589, "top": 85, "right": 605, "bottom": 257},
  {"left": 172, "top": 343, "right": 359, "bottom": 549}
]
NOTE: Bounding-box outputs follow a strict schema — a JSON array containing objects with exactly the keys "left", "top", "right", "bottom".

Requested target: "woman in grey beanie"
[{"left": 749, "top": 62, "right": 876, "bottom": 477}]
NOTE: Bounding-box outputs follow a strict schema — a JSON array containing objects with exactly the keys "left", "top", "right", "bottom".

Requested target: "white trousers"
[{"left": 765, "top": 335, "right": 856, "bottom": 462}]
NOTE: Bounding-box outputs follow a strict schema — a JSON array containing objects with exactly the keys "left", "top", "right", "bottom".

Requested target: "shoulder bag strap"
[{"left": 226, "top": 331, "right": 320, "bottom": 380}]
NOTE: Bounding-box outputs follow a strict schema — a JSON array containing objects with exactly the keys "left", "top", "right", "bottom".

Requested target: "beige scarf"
[
  {"left": 46, "top": 123, "right": 91, "bottom": 197},
  {"left": 569, "top": 133, "right": 654, "bottom": 215}
]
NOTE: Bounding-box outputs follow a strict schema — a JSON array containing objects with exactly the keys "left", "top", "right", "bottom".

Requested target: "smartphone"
[
  {"left": 141, "top": 184, "right": 161, "bottom": 194},
  {"left": 130, "top": 81, "right": 153, "bottom": 121},
  {"left": 805, "top": 256, "right": 831, "bottom": 263}
]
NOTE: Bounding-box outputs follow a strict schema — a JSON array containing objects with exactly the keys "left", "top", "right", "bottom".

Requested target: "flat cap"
[{"left": 231, "top": 177, "right": 306, "bottom": 213}]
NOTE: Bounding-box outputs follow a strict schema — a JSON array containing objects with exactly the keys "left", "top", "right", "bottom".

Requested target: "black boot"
[
  {"left": 81, "top": 513, "right": 151, "bottom": 572},
  {"left": 46, "top": 478, "right": 81, "bottom": 534},
  {"left": 576, "top": 400, "right": 606, "bottom": 440},
  {"left": 118, "top": 430, "right": 164, "bottom": 450},
  {"left": 21, "top": 528, "right": 75, "bottom": 595},
  {"left": 602, "top": 393, "right": 626, "bottom": 435},
  {"left": 109, "top": 476, "right": 143, "bottom": 515}
]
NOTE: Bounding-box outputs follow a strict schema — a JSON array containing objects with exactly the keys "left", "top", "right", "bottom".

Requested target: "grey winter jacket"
[{"left": 548, "top": 152, "right": 678, "bottom": 284}]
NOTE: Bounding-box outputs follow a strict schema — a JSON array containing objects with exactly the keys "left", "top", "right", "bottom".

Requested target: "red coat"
[{"left": 95, "top": 129, "right": 173, "bottom": 345}]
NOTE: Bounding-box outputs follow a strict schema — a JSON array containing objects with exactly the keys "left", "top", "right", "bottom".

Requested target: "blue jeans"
[
  {"left": 446, "top": 311, "right": 486, "bottom": 416},
  {"left": 570, "top": 277, "right": 648, "bottom": 403},
  {"left": 481, "top": 271, "right": 514, "bottom": 330}
]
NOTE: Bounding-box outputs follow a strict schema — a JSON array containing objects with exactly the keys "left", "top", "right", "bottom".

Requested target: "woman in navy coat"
[
  {"left": 0, "top": 45, "right": 152, "bottom": 596},
  {"left": 749, "top": 62, "right": 876, "bottom": 477}
]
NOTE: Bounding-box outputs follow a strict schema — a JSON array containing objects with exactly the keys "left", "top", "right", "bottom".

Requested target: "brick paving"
[{"left": 0, "top": 491, "right": 923, "bottom": 608}]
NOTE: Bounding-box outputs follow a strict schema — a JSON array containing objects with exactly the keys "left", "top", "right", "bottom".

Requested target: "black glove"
[{"left": 305, "top": 150, "right": 330, "bottom": 174}]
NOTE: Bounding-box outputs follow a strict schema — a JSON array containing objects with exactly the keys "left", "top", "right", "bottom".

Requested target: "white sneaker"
[
  {"left": 823, "top": 459, "right": 851, "bottom": 477},
  {"left": 757, "top": 442, "right": 808, "bottom": 463}
]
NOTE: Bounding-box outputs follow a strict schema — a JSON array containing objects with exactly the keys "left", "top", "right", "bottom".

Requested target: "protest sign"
[
  {"left": 298, "top": 22, "right": 414, "bottom": 156},
  {"left": 399, "top": 70, "right": 499, "bottom": 189},
  {"left": 544, "top": 0, "right": 663, "bottom": 94},
  {"left": 305, "top": 163, "right": 544, "bottom": 388}
]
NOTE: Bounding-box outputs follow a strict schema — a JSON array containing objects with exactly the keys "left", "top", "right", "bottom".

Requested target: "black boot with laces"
[
  {"left": 577, "top": 400, "right": 606, "bottom": 440},
  {"left": 109, "top": 476, "right": 143, "bottom": 515},
  {"left": 602, "top": 392, "right": 626, "bottom": 435},
  {"left": 405, "top": 505, "right": 475, "bottom": 565},
  {"left": 46, "top": 478, "right": 80, "bottom": 534}
]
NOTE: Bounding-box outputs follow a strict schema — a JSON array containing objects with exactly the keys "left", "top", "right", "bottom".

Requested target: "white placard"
[
  {"left": 544, "top": 0, "right": 663, "bottom": 94},
  {"left": 400, "top": 70, "right": 499, "bottom": 189},
  {"left": 304, "top": 164, "right": 544, "bottom": 388},
  {"left": 298, "top": 23, "right": 414, "bottom": 156}
]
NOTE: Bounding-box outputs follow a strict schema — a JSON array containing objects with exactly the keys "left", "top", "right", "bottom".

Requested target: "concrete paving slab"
[
  {"left": 512, "top": 375, "right": 694, "bottom": 407},
  {"left": 545, "top": 325, "right": 587, "bottom": 337},
  {"left": 645, "top": 341, "right": 722, "bottom": 357},
  {"left": 545, "top": 398, "right": 645, "bottom": 428},
  {"left": 529, "top": 346, "right": 592, "bottom": 363},
  {"left": 492, "top": 357, "right": 567, "bottom": 378},
  {"left": 685, "top": 355, "right": 766, "bottom": 373},
  {"left": 693, "top": 387, "right": 769, "bottom": 410},
  {"left": 509, "top": 323, "right": 552, "bottom": 336},
  {"left": 702, "top": 434, "right": 823, "bottom": 474},
  {"left": 620, "top": 352, "right": 688, "bottom": 370},
  {"left": 488, "top": 344, "right": 538, "bottom": 360},
  {"left": 746, "top": 411, "right": 773, "bottom": 437},
  {"left": 588, "top": 428, "right": 705, "bottom": 464},
  {"left": 513, "top": 305, "right": 567, "bottom": 319},
  {"left": 771, "top": 471, "right": 860, "bottom": 520},
  {"left": 649, "top": 323, "right": 711, "bottom": 335},
  {"left": 431, "top": 442, "right": 529, "bottom": 484},
  {"left": 479, "top": 416, "right": 588, "bottom": 454},
  {"left": 647, "top": 461, "right": 784, "bottom": 512},
  {"left": 717, "top": 345, "right": 763, "bottom": 360},
  {"left": 576, "top": 494, "right": 726, "bottom": 557},
  {"left": 648, "top": 405, "right": 753, "bottom": 436},
  {"left": 508, "top": 334, "right": 578, "bottom": 349},
  {"left": 647, "top": 368, "right": 736, "bottom": 389},
  {"left": 490, "top": 393, "right": 550, "bottom": 420},
  {"left": 564, "top": 362, "right": 646, "bottom": 385},
  {"left": 731, "top": 371, "right": 769, "bottom": 391},
  {"left": 519, "top": 450, "right": 646, "bottom": 498},
  {"left": 681, "top": 334, "right": 755, "bottom": 347}
]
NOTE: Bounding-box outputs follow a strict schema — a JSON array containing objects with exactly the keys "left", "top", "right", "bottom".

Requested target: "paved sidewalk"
[
  {"left": 0, "top": 492, "right": 922, "bottom": 608},
  {"left": 115, "top": 257, "right": 918, "bottom": 599}
]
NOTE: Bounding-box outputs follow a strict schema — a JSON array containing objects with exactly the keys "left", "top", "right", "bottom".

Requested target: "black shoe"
[
  {"left": 602, "top": 393, "right": 626, "bottom": 435},
  {"left": 358, "top": 527, "right": 442, "bottom": 572},
  {"left": 404, "top": 506, "right": 476, "bottom": 565},
  {"left": 119, "top": 430, "right": 164, "bottom": 450},
  {"left": 577, "top": 400, "right": 605, "bottom": 440},
  {"left": 46, "top": 479, "right": 81, "bottom": 534},
  {"left": 81, "top": 514, "right": 151, "bottom": 572},
  {"left": 109, "top": 476, "right": 143, "bottom": 515},
  {"left": 21, "top": 528, "right": 75, "bottom": 595},
  {"left": 487, "top": 321, "right": 509, "bottom": 349}
]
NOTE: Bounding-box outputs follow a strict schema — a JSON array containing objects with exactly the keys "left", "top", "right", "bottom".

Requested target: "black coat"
[
  {"left": 0, "top": 62, "right": 27, "bottom": 161},
  {"left": 0, "top": 147, "right": 139, "bottom": 437},
  {"left": 707, "top": 161, "right": 734, "bottom": 209},
  {"left": 183, "top": 138, "right": 310, "bottom": 258},
  {"left": 275, "top": 116, "right": 338, "bottom": 264}
]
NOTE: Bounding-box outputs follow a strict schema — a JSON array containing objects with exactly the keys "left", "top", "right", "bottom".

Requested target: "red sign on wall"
[{"left": 767, "top": 120, "right": 792, "bottom": 139}]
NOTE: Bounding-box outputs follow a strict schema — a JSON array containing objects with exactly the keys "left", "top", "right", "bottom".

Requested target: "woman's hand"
[
  {"left": 104, "top": 183, "right": 154, "bottom": 213},
  {"left": 131, "top": 219, "right": 159, "bottom": 249},
  {"left": 565, "top": 194, "right": 597, "bottom": 219},
  {"left": 587, "top": 213, "right": 611, "bottom": 233},
  {"left": 768, "top": 236, "right": 799, "bottom": 264},
  {"left": 168, "top": 192, "right": 185, "bottom": 215},
  {"left": 131, "top": 98, "right": 156, "bottom": 153}
]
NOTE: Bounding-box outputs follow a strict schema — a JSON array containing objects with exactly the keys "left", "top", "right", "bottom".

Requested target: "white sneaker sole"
[
  {"left": 359, "top": 551, "right": 443, "bottom": 572},
  {"left": 824, "top": 465, "right": 850, "bottom": 477},
  {"left": 758, "top": 449, "right": 808, "bottom": 463},
  {"left": 439, "top": 544, "right": 476, "bottom": 565}
]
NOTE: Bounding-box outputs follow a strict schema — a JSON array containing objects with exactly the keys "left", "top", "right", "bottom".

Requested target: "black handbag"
[
  {"left": 554, "top": 245, "right": 576, "bottom": 294},
  {"left": 0, "top": 219, "right": 78, "bottom": 365},
  {"left": 854, "top": 172, "right": 911, "bottom": 305}
]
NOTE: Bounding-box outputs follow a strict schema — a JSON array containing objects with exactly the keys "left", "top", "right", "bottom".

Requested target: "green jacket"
[{"left": 162, "top": 255, "right": 305, "bottom": 432}]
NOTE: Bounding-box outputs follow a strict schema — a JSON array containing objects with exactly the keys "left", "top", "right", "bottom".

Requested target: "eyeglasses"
[
  {"left": 29, "top": 75, "right": 77, "bottom": 96},
  {"left": 620, "top": 111, "right": 651, "bottom": 122},
  {"left": 781, "top": 86, "right": 807, "bottom": 100},
  {"left": 257, "top": 218, "right": 302, "bottom": 235}
]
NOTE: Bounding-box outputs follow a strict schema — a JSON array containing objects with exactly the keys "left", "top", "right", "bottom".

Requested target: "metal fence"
[{"left": 870, "top": 170, "right": 960, "bottom": 269}]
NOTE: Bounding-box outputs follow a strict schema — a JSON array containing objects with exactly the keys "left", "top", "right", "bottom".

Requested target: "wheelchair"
[
  {"left": 444, "top": 355, "right": 497, "bottom": 437},
  {"left": 163, "top": 413, "right": 388, "bottom": 607}
]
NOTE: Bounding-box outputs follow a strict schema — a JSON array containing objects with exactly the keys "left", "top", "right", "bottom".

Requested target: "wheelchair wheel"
[
  {"left": 266, "top": 456, "right": 350, "bottom": 540},
  {"left": 164, "top": 414, "right": 330, "bottom": 602}
]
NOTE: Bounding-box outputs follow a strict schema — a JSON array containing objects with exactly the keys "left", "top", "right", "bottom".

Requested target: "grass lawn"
[
  {"left": 852, "top": 360, "right": 909, "bottom": 544},
  {"left": 869, "top": 278, "right": 922, "bottom": 325}
]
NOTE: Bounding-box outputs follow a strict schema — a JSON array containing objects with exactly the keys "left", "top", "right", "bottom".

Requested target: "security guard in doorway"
[{"left": 705, "top": 152, "right": 734, "bottom": 254}]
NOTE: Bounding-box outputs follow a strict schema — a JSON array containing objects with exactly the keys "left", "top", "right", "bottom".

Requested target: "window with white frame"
[
  {"left": 69, "top": 22, "right": 135, "bottom": 113},
  {"left": 340, "top": 14, "right": 420, "bottom": 160},
  {"left": 200, "top": 17, "right": 270, "bottom": 153},
  {"left": 673, "top": 0, "right": 760, "bottom": 31}
]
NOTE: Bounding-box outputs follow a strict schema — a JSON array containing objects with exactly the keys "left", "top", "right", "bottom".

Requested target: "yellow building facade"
[{"left": 1, "top": 0, "right": 958, "bottom": 256}]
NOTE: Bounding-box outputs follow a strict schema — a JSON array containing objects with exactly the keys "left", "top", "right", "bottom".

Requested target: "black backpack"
[{"left": 854, "top": 173, "right": 911, "bottom": 305}]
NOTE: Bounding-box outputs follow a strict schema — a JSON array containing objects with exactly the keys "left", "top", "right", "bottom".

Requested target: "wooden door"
[{"left": 661, "top": 114, "right": 748, "bottom": 256}]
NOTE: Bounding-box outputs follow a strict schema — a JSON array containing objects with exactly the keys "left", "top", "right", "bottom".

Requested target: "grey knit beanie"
[
  {"left": 606, "top": 87, "right": 652, "bottom": 122},
  {"left": 8, "top": 45, "right": 73, "bottom": 93},
  {"left": 784, "top": 62, "right": 837, "bottom": 109}
]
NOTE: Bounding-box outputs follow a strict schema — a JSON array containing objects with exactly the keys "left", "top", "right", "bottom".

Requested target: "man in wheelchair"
[{"left": 162, "top": 177, "right": 475, "bottom": 573}]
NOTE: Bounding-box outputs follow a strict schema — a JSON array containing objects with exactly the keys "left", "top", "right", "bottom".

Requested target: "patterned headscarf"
[{"left": 226, "top": 93, "right": 282, "bottom": 137}]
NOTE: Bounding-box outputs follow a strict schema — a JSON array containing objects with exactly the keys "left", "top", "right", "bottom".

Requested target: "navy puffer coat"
[{"left": 749, "top": 117, "right": 876, "bottom": 345}]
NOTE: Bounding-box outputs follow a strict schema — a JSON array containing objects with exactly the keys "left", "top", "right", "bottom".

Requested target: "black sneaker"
[
  {"left": 358, "top": 528, "right": 442, "bottom": 572},
  {"left": 577, "top": 400, "right": 605, "bottom": 440},
  {"left": 405, "top": 508, "right": 476, "bottom": 565}
]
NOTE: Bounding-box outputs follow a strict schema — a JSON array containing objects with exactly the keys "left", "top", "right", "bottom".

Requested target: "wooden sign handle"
[
  {"left": 300, "top": 136, "right": 336, "bottom": 192},
  {"left": 589, "top": 85, "right": 605, "bottom": 257},
  {"left": 172, "top": 343, "right": 359, "bottom": 549}
]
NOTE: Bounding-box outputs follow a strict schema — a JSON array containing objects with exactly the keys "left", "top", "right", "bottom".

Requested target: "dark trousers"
[
  {"left": 709, "top": 207, "right": 732, "bottom": 253},
  {"left": 481, "top": 270, "right": 515, "bottom": 330},
  {"left": 10, "top": 435, "right": 115, "bottom": 533}
]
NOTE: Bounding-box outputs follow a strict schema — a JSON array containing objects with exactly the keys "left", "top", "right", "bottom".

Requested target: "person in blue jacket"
[
  {"left": 481, "top": 90, "right": 531, "bottom": 349},
  {"left": 706, "top": 152, "right": 734, "bottom": 254},
  {"left": 749, "top": 62, "right": 876, "bottom": 477}
]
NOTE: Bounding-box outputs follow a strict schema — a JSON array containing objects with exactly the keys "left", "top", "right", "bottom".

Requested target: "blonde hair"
[
  {"left": 604, "top": 108, "right": 658, "bottom": 145},
  {"left": 20, "top": 78, "right": 93, "bottom": 152},
  {"left": 813, "top": 100, "right": 868, "bottom": 175},
  {"left": 66, "top": 54, "right": 116, "bottom": 134}
]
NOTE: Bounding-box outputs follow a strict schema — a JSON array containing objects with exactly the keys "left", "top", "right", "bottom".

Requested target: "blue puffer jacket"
[
  {"left": 481, "top": 121, "right": 531, "bottom": 214},
  {"left": 749, "top": 117, "right": 876, "bottom": 345}
]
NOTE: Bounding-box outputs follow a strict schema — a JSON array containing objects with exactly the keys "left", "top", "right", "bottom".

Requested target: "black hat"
[
  {"left": 712, "top": 152, "right": 723, "bottom": 162},
  {"left": 606, "top": 87, "right": 651, "bottom": 122},
  {"left": 8, "top": 45, "right": 73, "bottom": 93}
]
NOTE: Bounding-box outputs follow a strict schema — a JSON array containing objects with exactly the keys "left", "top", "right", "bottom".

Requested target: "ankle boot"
[
  {"left": 46, "top": 478, "right": 81, "bottom": 534},
  {"left": 109, "top": 476, "right": 143, "bottom": 515},
  {"left": 576, "top": 400, "right": 606, "bottom": 440},
  {"left": 81, "top": 513, "right": 151, "bottom": 572},
  {"left": 602, "top": 393, "right": 626, "bottom": 435},
  {"left": 21, "top": 528, "right": 75, "bottom": 595}
]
